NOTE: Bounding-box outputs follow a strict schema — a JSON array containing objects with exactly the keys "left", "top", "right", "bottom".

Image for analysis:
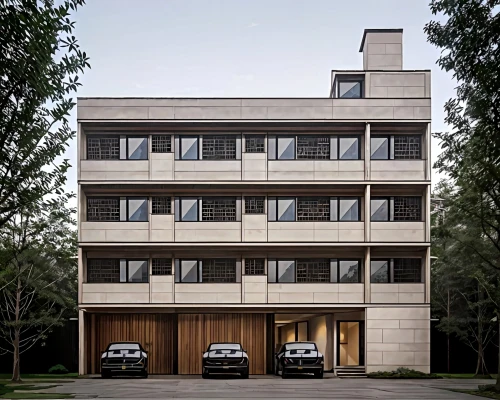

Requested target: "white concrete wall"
[
  {"left": 242, "top": 153, "right": 266, "bottom": 180},
  {"left": 80, "top": 160, "right": 149, "bottom": 181},
  {"left": 371, "top": 222, "right": 426, "bottom": 242},
  {"left": 174, "top": 283, "right": 241, "bottom": 303},
  {"left": 268, "top": 283, "right": 364, "bottom": 304},
  {"left": 82, "top": 283, "right": 149, "bottom": 303},
  {"left": 362, "top": 31, "right": 403, "bottom": 71},
  {"left": 77, "top": 98, "right": 431, "bottom": 122},
  {"left": 151, "top": 275, "right": 174, "bottom": 303},
  {"left": 242, "top": 275, "right": 267, "bottom": 303},
  {"left": 151, "top": 153, "right": 173, "bottom": 180},
  {"left": 267, "top": 222, "right": 364, "bottom": 242},
  {"left": 280, "top": 323, "right": 296, "bottom": 344},
  {"left": 371, "top": 284, "right": 425, "bottom": 304},
  {"left": 151, "top": 215, "right": 174, "bottom": 242},
  {"left": 309, "top": 315, "right": 334, "bottom": 370},
  {"left": 267, "top": 161, "right": 365, "bottom": 181},
  {"left": 366, "top": 307, "right": 430, "bottom": 373},
  {"left": 370, "top": 160, "right": 426, "bottom": 181},
  {"left": 242, "top": 215, "right": 267, "bottom": 242},
  {"left": 367, "top": 72, "right": 430, "bottom": 98},
  {"left": 174, "top": 160, "right": 242, "bottom": 180},
  {"left": 174, "top": 222, "right": 241, "bottom": 242},
  {"left": 80, "top": 222, "right": 149, "bottom": 242}
]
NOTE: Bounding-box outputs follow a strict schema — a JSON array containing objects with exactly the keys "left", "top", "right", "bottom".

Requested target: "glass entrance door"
[{"left": 337, "top": 321, "right": 365, "bottom": 366}]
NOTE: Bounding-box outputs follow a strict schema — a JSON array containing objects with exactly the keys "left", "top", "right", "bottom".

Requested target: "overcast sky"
[{"left": 68, "top": 0, "right": 454, "bottom": 193}]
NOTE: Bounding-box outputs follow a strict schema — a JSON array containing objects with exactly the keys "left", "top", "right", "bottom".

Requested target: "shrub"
[
  {"left": 48, "top": 364, "right": 69, "bottom": 374},
  {"left": 367, "top": 367, "right": 441, "bottom": 379}
]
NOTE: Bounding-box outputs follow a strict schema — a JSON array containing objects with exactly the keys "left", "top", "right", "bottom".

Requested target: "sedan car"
[
  {"left": 101, "top": 342, "right": 148, "bottom": 378},
  {"left": 275, "top": 341, "right": 324, "bottom": 378},
  {"left": 202, "top": 342, "right": 249, "bottom": 378}
]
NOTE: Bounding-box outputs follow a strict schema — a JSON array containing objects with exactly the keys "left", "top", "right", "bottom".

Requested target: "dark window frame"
[
  {"left": 336, "top": 76, "right": 365, "bottom": 99},
  {"left": 122, "top": 259, "right": 149, "bottom": 283},
  {"left": 152, "top": 196, "right": 172, "bottom": 215},
  {"left": 86, "top": 258, "right": 149, "bottom": 283},
  {"left": 126, "top": 136, "right": 149, "bottom": 160},
  {"left": 201, "top": 134, "right": 238, "bottom": 160},
  {"left": 371, "top": 258, "right": 423, "bottom": 283},
  {"left": 244, "top": 196, "right": 265, "bottom": 214},
  {"left": 86, "top": 196, "right": 148, "bottom": 222},
  {"left": 371, "top": 196, "right": 422, "bottom": 222},
  {"left": 201, "top": 196, "right": 237, "bottom": 221},
  {"left": 178, "top": 197, "right": 200, "bottom": 222},
  {"left": 86, "top": 135, "right": 149, "bottom": 160},
  {"left": 244, "top": 135, "right": 266, "bottom": 153},
  {"left": 244, "top": 258, "right": 266, "bottom": 275},
  {"left": 125, "top": 196, "right": 149, "bottom": 222},
  {"left": 296, "top": 135, "right": 331, "bottom": 160},
  {"left": 87, "top": 197, "right": 120, "bottom": 222},
  {"left": 370, "top": 135, "right": 423, "bottom": 160},
  {"left": 178, "top": 136, "right": 200, "bottom": 160},
  {"left": 86, "top": 135, "right": 120, "bottom": 160},
  {"left": 370, "top": 259, "right": 390, "bottom": 283},
  {"left": 152, "top": 258, "right": 172, "bottom": 275},
  {"left": 152, "top": 135, "right": 173, "bottom": 153},
  {"left": 176, "top": 259, "right": 239, "bottom": 283},
  {"left": 87, "top": 258, "right": 120, "bottom": 283}
]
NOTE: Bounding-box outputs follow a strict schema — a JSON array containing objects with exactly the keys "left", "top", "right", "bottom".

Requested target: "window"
[
  {"left": 297, "top": 197, "right": 330, "bottom": 221},
  {"left": 268, "top": 197, "right": 360, "bottom": 222},
  {"left": 297, "top": 136, "right": 330, "bottom": 159},
  {"left": 338, "top": 137, "right": 360, "bottom": 160},
  {"left": 337, "top": 79, "right": 363, "bottom": 98},
  {"left": 86, "top": 135, "right": 148, "bottom": 160},
  {"left": 276, "top": 137, "right": 295, "bottom": 159},
  {"left": 152, "top": 197, "right": 172, "bottom": 215},
  {"left": 152, "top": 259, "right": 172, "bottom": 275},
  {"left": 178, "top": 198, "right": 198, "bottom": 221},
  {"left": 371, "top": 197, "right": 422, "bottom": 221},
  {"left": 179, "top": 137, "right": 199, "bottom": 160},
  {"left": 371, "top": 135, "right": 422, "bottom": 160},
  {"left": 202, "top": 135, "right": 237, "bottom": 160},
  {"left": 87, "top": 259, "right": 120, "bottom": 283},
  {"left": 87, "top": 197, "right": 148, "bottom": 222},
  {"left": 268, "top": 259, "right": 362, "bottom": 283},
  {"left": 245, "top": 196, "right": 265, "bottom": 214},
  {"left": 124, "top": 260, "right": 149, "bottom": 282},
  {"left": 87, "top": 137, "right": 119, "bottom": 160},
  {"left": 202, "top": 259, "right": 237, "bottom": 282},
  {"left": 296, "top": 259, "right": 330, "bottom": 282},
  {"left": 202, "top": 197, "right": 237, "bottom": 221},
  {"left": 371, "top": 259, "right": 422, "bottom": 283},
  {"left": 152, "top": 135, "right": 172, "bottom": 153},
  {"left": 87, "top": 198, "right": 120, "bottom": 221},
  {"left": 245, "top": 259, "right": 265, "bottom": 275},
  {"left": 245, "top": 135, "right": 265, "bottom": 153},
  {"left": 175, "top": 259, "right": 239, "bottom": 283}
]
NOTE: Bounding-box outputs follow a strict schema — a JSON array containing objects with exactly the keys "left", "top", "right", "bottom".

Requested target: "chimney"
[{"left": 359, "top": 29, "right": 403, "bottom": 70}]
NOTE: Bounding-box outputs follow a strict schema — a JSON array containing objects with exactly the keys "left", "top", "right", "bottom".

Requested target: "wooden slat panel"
[
  {"left": 178, "top": 313, "right": 266, "bottom": 375},
  {"left": 87, "top": 314, "right": 174, "bottom": 374}
]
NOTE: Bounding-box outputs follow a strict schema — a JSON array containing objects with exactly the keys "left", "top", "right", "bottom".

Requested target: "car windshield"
[
  {"left": 209, "top": 343, "right": 242, "bottom": 351},
  {"left": 284, "top": 343, "right": 317, "bottom": 351},
  {"left": 108, "top": 343, "right": 140, "bottom": 351}
]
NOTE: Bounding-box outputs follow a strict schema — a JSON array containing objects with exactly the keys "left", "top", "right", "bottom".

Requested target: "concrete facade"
[{"left": 77, "top": 29, "right": 431, "bottom": 376}]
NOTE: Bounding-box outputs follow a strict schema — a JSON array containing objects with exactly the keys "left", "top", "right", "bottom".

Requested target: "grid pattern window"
[
  {"left": 152, "top": 197, "right": 172, "bottom": 215},
  {"left": 202, "top": 135, "right": 237, "bottom": 160},
  {"left": 202, "top": 197, "right": 237, "bottom": 221},
  {"left": 245, "top": 135, "right": 265, "bottom": 153},
  {"left": 152, "top": 259, "right": 172, "bottom": 275},
  {"left": 152, "top": 135, "right": 172, "bottom": 153},
  {"left": 296, "top": 136, "right": 330, "bottom": 159},
  {"left": 394, "top": 135, "right": 421, "bottom": 159},
  {"left": 297, "top": 197, "right": 330, "bottom": 221},
  {"left": 393, "top": 259, "right": 422, "bottom": 283},
  {"left": 245, "top": 196, "right": 265, "bottom": 214},
  {"left": 393, "top": 196, "right": 422, "bottom": 221},
  {"left": 87, "top": 259, "right": 120, "bottom": 283},
  {"left": 202, "top": 259, "right": 237, "bottom": 283},
  {"left": 87, "top": 198, "right": 120, "bottom": 221},
  {"left": 245, "top": 259, "right": 265, "bottom": 275},
  {"left": 296, "top": 259, "right": 330, "bottom": 282},
  {"left": 87, "top": 137, "right": 120, "bottom": 160}
]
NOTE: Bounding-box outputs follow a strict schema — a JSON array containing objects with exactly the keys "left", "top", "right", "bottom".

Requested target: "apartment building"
[{"left": 77, "top": 28, "right": 431, "bottom": 376}]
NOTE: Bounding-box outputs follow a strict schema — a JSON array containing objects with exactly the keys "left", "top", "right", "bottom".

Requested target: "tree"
[
  {"left": 0, "top": 0, "right": 89, "bottom": 228},
  {"left": 425, "top": 0, "right": 500, "bottom": 389},
  {"left": 0, "top": 197, "right": 77, "bottom": 382}
]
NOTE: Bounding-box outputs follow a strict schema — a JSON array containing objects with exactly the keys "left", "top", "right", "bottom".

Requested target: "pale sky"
[{"left": 68, "top": 0, "right": 453, "bottom": 193}]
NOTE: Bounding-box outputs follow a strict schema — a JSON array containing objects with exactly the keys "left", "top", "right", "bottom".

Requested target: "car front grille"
[
  {"left": 106, "top": 358, "right": 141, "bottom": 365},
  {"left": 206, "top": 358, "right": 243, "bottom": 365}
]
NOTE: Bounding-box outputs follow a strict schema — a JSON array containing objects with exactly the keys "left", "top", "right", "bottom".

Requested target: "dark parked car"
[
  {"left": 202, "top": 342, "right": 249, "bottom": 379},
  {"left": 275, "top": 342, "right": 324, "bottom": 379},
  {"left": 101, "top": 342, "right": 148, "bottom": 378}
]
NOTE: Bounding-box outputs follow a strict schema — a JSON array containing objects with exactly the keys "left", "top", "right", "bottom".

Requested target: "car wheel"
[
  {"left": 202, "top": 371, "right": 209, "bottom": 379},
  {"left": 314, "top": 370, "right": 324, "bottom": 379},
  {"left": 101, "top": 370, "right": 111, "bottom": 379},
  {"left": 241, "top": 369, "right": 249, "bottom": 379}
]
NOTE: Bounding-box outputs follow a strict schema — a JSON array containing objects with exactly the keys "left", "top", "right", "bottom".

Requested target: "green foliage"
[
  {"left": 47, "top": 365, "right": 68, "bottom": 375},
  {"left": 0, "top": 0, "right": 90, "bottom": 229},
  {"left": 367, "top": 367, "right": 441, "bottom": 379}
]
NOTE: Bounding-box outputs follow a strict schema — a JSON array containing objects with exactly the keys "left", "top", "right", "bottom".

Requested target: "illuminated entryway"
[{"left": 337, "top": 321, "right": 365, "bottom": 367}]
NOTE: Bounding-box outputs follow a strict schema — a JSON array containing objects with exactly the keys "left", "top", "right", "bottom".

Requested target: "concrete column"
[
  {"left": 425, "top": 123, "right": 431, "bottom": 181},
  {"left": 364, "top": 184, "right": 371, "bottom": 243},
  {"left": 78, "top": 309, "right": 85, "bottom": 375},
  {"left": 78, "top": 247, "right": 83, "bottom": 304},
  {"left": 364, "top": 123, "right": 371, "bottom": 181},
  {"left": 425, "top": 246, "right": 431, "bottom": 303},
  {"left": 364, "top": 247, "right": 371, "bottom": 303},
  {"left": 425, "top": 184, "right": 431, "bottom": 243}
]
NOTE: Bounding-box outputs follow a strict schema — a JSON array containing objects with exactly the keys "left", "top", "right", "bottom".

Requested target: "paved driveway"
[{"left": 39, "top": 375, "right": 494, "bottom": 399}]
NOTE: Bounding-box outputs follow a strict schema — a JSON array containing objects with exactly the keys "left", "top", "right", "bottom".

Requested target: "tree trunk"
[
  {"left": 11, "top": 277, "right": 21, "bottom": 383},
  {"left": 495, "top": 311, "right": 500, "bottom": 391}
]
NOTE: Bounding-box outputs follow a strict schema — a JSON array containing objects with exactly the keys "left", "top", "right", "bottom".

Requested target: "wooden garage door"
[
  {"left": 178, "top": 313, "right": 266, "bottom": 375},
  {"left": 87, "top": 314, "right": 174, "bottom": 374}
]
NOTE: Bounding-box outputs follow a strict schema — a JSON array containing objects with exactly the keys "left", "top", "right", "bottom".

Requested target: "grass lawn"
[
  {"left": 0, "top": 383, "right": 73, "bottom": 399},
  {"left": 0, "top": 375, "right": 77, "bottom": 380},
  {"left": 437, "top": 373, "right": 497, "bottom": 379}
]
